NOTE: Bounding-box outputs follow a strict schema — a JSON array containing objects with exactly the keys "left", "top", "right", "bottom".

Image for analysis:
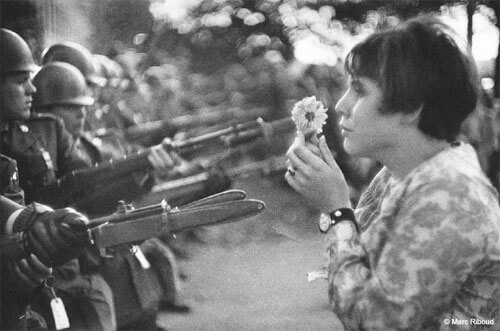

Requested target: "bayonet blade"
[
  {"left": 170, "top": 199, "right": 264, "bottom": 232},
  {"left": 91, "top": 199, "right": 265, "bottom": 248},
  {"left": 180, "top": 189, "right": 246, "bottom": 209}
]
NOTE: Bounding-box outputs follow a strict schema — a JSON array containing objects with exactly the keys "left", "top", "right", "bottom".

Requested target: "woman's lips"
[{"left": 341, "top": 126, "right": 352, "bottom": 136}]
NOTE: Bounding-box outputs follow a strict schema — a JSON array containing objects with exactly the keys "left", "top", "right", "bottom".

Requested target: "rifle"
[
  {"left": 98, "top": 106, "right": 271, "bottom": 147},
  {"left": 32, "top": 117, "right": 295, "bottom": 208},
  {"left": 135, "top": 156, "right": 288, "bottom": 207},
  {"left": 1, "top": 190, "right": 265, "bottom": 265}
]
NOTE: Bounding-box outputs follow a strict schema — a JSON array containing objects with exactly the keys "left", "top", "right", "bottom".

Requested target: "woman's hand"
[{"left": 285, "top": 131, "right": 351, "bottom": 213}]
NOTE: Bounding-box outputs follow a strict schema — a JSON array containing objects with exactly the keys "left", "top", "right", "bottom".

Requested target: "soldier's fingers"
[
  {"left": 149, "top": 147, "right": 175, "bottom": 170},
  {"left": 26, "top": 254, "right": 52, "bottom": 278},
  {"left": 27, "top": 223, "right": 63, "bottom": 264},
  {"left": 147, "top": 150, "right": 161, "bottom": 169},
  {"left": 27, "top": 229, "right": 55, "bottom": 265},
  {"left": 15, "top": 259, "right": 45, "bottom": 286},
  {"left": 169, "top": 151, "right": 183, "bottom": 166}
]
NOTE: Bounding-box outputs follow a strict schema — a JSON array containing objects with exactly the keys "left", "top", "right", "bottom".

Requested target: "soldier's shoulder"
[
  {"left": 0, "top": 154, "right": 16, "bottom": 163},
  {"left": 0, "top": 154, "right": 18, "bottom": 172},
  {"left": 26, "top": 112, "right": 65, "bottom": 132},
  {"left": 29, "top": 112, "right": 61, "bottom": 123}
]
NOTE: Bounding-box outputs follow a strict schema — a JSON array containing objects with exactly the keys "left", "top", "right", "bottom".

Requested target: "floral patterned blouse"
[{"left": 325, "top": 142, "right": 500, "bottom": 330}]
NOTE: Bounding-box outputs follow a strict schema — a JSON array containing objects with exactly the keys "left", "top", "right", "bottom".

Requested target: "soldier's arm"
[
  {"left": 0, "top": 154, "right": 25, "bottom": 205},
  {"left": 1, "top": 195, "right": 90, "bottom": 266},
  {"left": 1, "top": 196, "right": 53, "bottom": 291},
  {"left": 54, "top": 116, "right": 90, "bottom": 174}
]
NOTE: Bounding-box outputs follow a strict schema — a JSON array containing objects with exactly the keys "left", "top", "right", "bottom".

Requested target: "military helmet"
[
  {"left": 41, "top": 42, "right": 106, "bottom": 87},
  {"left": 32, "top": 62, "right": 94, "bottom": 109},
  {"left": 0, "top": 28, "right": 37, "bottom": 73}
]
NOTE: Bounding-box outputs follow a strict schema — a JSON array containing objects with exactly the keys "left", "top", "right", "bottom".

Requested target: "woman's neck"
[{"left": 378, "top": 130, "right": 450, "bottom": 180}]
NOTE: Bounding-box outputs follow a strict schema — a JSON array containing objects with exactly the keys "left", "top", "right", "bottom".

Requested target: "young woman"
[{"left": 286, "top": 16, "right": 500, "bottom": 330}]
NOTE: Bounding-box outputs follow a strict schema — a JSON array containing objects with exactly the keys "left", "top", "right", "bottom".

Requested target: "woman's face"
[
  {"left": 51, "top": 105, "right": 87, "bottom": 137},
  {"left": 335, "top": 75, "right": 402, "bottom": 159}
]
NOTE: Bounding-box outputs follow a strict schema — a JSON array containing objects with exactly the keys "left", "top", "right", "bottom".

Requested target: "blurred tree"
[
  {"left": 0, "top": 0, "right": 44, "bottom": 61},
  {"left": 92, "top": 0, "right": 154, "bottom": 56}
]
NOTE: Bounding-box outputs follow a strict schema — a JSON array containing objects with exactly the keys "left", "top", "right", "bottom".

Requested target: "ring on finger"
[{"left": 287, "top": 167, "right": 296, "bottom": 176}]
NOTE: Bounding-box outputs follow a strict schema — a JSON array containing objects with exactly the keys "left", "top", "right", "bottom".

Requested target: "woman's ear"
[{"left": 399, "top": 104, "right": 423, "bottom": 125}]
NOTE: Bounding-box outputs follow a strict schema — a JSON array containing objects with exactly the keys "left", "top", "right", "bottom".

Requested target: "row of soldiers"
[{"left": 0, "top": 28, "right": 244, "bottom": 330}]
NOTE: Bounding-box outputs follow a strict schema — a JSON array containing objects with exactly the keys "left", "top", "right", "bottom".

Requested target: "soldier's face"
[
  {"left": 51, "top": 105, "right": 87, "bottom": 137},
  {"left": 0, "top": 72, "right": 36, "bottom": 122}
]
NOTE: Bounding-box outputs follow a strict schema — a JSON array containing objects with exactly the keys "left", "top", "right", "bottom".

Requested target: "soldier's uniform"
[
  {"left": 68, "top": 131, "right": 182, "bottom": 330},
  {"left": 0, "top": 113, "right": 89, "bottom": 205},
  {"left": 0, "top": 153, "right": 24, "bottom": 204},
  {"left": 67, "top": 131, "right": 154, "bottom": 216},
  {"left": 0, "top": 114, "right": 117, "bottom": 331}
]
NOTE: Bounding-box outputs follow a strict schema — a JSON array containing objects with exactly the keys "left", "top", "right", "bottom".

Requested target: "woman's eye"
[{"left": 352, "top": 86, "right": 364, "bottom": 96}]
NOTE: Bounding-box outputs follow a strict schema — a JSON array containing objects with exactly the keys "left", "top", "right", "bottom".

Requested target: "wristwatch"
[{"left": 319, "top": 208, "right": 358, "bottom": 233}]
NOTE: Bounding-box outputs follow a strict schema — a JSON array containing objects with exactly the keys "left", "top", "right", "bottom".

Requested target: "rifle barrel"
[{"left": 34, "top": 117, "right": 294, "bottom": 207}]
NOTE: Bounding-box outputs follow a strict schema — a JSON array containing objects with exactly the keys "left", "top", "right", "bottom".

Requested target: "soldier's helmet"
[
  {"left": 41, "top": 42, "right": 106, "bottom": 87},
  {"left": 32, "top": 62, "right": 94, "bottom": 110},
  {"left": 0, "top": 28, "right": 38, "bottom": 73}
]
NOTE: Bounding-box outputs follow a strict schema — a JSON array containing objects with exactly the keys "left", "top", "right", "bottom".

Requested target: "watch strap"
[{"left": 320, "top": 208, "right": 358, "bottom": 233}]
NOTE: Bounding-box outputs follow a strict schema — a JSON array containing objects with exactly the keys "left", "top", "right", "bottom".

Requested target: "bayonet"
[
  {"left": 89, "top": 199, "right": 265, "bottom": 248},
  {"left": 1, "top": 191, "right": 265, "bottom": 264}
]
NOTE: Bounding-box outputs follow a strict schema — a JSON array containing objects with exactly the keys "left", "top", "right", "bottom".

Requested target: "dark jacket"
[
  {"left": 0, "top": 114, "right": 116, "bottom": 331},
  {"left": 0, "top": 113, "right": 88, "bottom": 205},
  {"left": 0, "top": 154, "right": 24, "bottom": 205}
]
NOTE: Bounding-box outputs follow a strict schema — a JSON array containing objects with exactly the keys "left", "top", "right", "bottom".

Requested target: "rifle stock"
[{"left": 33, "top": 117, "right": 294, "bottom": 207}]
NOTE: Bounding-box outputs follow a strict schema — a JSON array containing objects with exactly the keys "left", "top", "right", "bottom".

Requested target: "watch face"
[{"left": 319, "top": 213, "right": 331, "bottom": 232}]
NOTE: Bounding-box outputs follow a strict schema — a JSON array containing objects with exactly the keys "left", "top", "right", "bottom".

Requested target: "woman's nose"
[{"left": 335, "top": 93, "right": 351, "bottom": 117}]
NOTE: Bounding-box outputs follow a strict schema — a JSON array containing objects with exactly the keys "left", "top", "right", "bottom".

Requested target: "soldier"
[
  {"left": 0, "top": 153, "right": 92, "bottom": 329},
  {"left": 42, "top": 42, "right": 136, "bottom": 131},
  {"left": 31, "top": 60, "right": 187, "bottom": 330},
  {"left": 0, "top": 27, "right": 116, "bottom": 331},
  {"left": 0, "top": 194, "right": 92, "bottom": 330},
  {"left": 31, "top": 60, "right": 178, "bottom": 213}
]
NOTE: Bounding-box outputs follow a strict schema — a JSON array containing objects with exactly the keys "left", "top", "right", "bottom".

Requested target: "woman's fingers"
[{"left": 319, "top": 136, "right": 337, "bottom": 168}]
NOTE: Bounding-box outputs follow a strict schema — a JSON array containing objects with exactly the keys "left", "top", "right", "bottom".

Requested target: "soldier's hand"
[
  {"left": 25, "top": 207, "right": 91, "bottom": 266},
  {"left": 8, "top": 254, "right": 52, "bottom": 293},
  {"left": 148, "top": 145, "right": 177, "bottom": 173},
  {"left": 204, "top": 168, "right": 232, "bottom": 196}
]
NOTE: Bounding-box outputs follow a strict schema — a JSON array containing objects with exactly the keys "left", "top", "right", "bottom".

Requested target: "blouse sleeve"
[{"left": 325, "top": 177, "right": 491, "bottom": 330}]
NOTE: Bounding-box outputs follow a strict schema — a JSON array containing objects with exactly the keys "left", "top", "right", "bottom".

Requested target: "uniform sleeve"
[
  {"left": 0, "top": 157, "right": 25, "bottom": 205},
  {"left": 325, "top": 177, "right": 490, "bottom": 330},
  {"left": 54, "top": 118, "right": 88, "bottom": 174}
]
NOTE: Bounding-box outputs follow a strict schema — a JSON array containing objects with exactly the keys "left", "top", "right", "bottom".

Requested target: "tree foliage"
[{"left": 147, "top": 0, "right": 494, "bottom": 74}]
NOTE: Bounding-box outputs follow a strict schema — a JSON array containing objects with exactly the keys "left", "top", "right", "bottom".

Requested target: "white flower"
[{"left": 291, "top": 96, "right": 328, "bottom": 133}]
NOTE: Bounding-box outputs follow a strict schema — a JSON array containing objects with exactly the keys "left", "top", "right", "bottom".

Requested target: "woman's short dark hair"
[{"left": 345, "top": 15, "right": 478, "bottom": 141}]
